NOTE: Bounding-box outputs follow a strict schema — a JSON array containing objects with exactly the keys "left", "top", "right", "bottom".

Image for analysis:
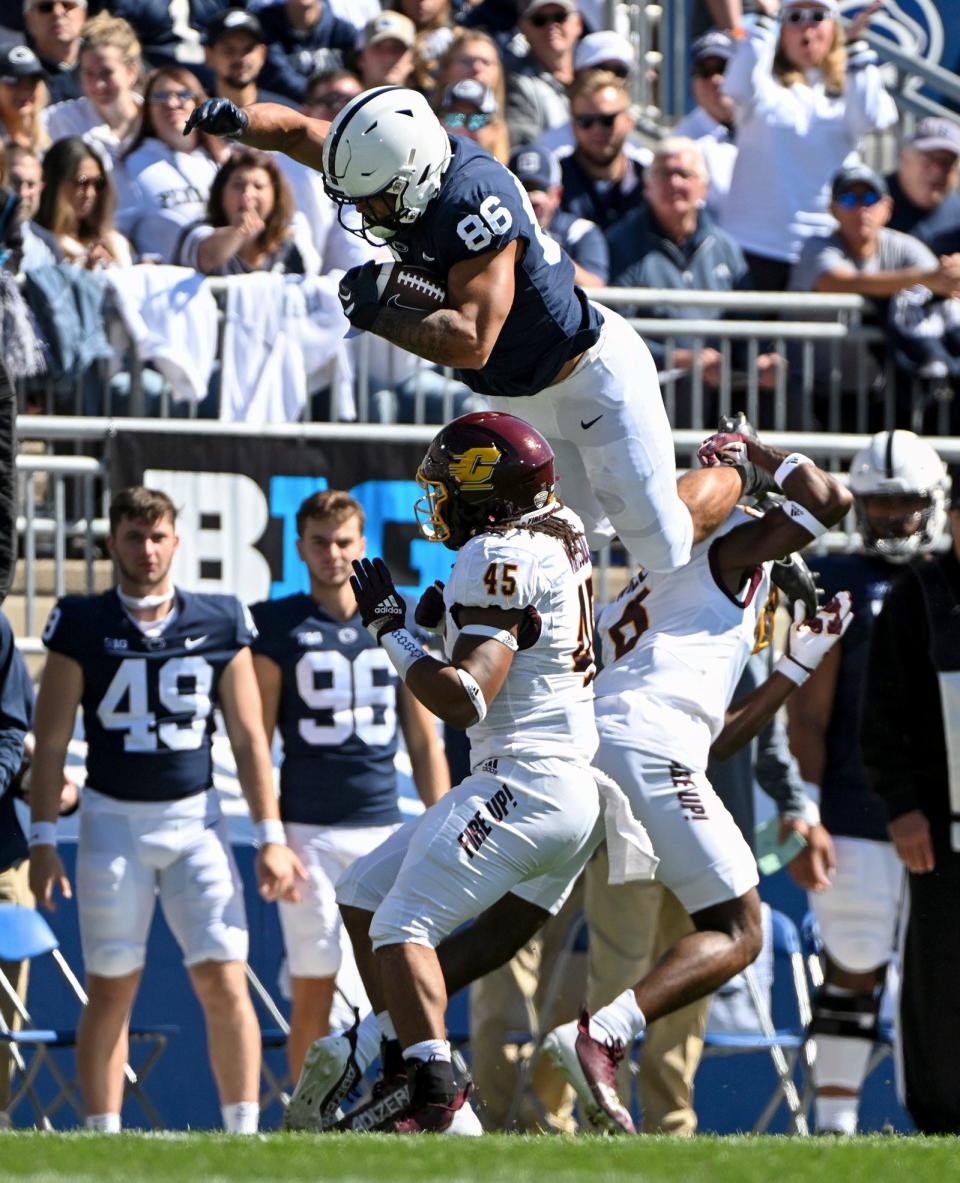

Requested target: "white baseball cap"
[{"left": 574, "top": 31, "right": 634, "bottom": 74}]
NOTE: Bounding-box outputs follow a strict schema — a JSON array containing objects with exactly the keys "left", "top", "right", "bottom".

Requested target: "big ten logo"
[
  {"left": 144, "top": 469, "right": 452, "bottom": 606},
  {"left": 146, "top": 469, "right": 273, "bottom": 602},
  {"left": 268, "top": 476, "right": 452, "bottom": 602}
]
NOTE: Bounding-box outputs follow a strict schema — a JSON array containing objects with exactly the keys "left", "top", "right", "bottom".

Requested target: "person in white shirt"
[
  {"left": 719, "top": 0, "right": 896, "bottom": 290},
  {"left": 114, "top": 66, "right": 229, "bottom": 263},
  {"left": 43, "top": 13, "right": 143, "bottom": 169}
]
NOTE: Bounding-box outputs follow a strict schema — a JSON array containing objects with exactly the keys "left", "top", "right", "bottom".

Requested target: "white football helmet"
[
  {"left": 321, "top": 86, "right": 452, "bottom": 242},
  {"left": 848, "top": 429, "right": 950, "bottom": 561}
]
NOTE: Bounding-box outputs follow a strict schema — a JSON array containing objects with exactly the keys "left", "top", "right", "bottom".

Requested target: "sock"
[
  {"left": 376, "top": 1010, "right": 397, "bottom": 1042},
  {"left": 221, "top": 1101, "right": 259, "bottom": 1134},
  {"left": 403, "top": 1038, "right": 451, "bottom": 1064},
  {"left": 381, "top": 1037, "right": 406, "bottom": 1079},
  {"left": 355, "top": 1010, "right": 381, "bottom": 1072},
  {"left": 589, "top": 989, "right": 647, "bottom": 1046},
  {"left": 84, "top": 1113, "right": 121, "bottom": 1133},
  {"left": 814, "top": 1096, "right": 858, "bottom": 1135}
]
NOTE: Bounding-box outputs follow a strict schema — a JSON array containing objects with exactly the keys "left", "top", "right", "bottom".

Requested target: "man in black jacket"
[{"left": 862, "top": 481, "right": 960, "bottom": 1134}]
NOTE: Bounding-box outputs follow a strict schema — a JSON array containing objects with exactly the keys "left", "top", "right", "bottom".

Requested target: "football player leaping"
[{"left": 184, "top": 86, "right": 741, "bottom": 572}]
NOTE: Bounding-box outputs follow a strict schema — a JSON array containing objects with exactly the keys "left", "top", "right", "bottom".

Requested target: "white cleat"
[
  {"left": 283, "top": 1026, "right": 362, "bottom": 1132},
  {"left": 445, "top": 1097, "right": 483, "bottom": 1136},
  {"left": 543, "top": 1012, "right": 636, "bottom": 1135}
]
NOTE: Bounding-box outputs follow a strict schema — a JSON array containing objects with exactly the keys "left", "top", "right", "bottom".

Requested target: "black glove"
[
  {"left": 415, "top": 580, "right": 445, "bottom": 633},
  {"left": 771, "top": 551, "right": 823, "bottom": 622},
  {"left": 339, "top": 261, "right": 382, "bottom": 332},
  {"left": 184, "top": 97, "right": 249, "bottom": 139},
  {"left": 350, "top": 557, "right": 407, "bottom": 641}
]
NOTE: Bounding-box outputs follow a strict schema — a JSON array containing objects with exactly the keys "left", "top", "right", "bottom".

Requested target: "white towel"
[
  {"left": 104, "top": 264, "right": 219, "bottom": 404},
  {"left": 595, "top": 769, "right": 659, "bottom": 884}
]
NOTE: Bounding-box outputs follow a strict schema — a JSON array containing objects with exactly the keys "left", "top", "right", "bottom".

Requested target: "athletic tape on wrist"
[
  {"left": 380, "top": 627, "right": 430, "bottom": 680},
  {"left": 28, "top": 821, "right": 57, "bottom": 847},
  {"left": 780, "top": 499, "right": 829, "bottom": 538},
  {"left": 774, "top": 452, "right": 814, "bottom": 488},
  {"left": 455, "top": 668, "right": 488, "bottom": 723},
  {"left": 457, "top": 624, "right": 519, "bottom": 651},
  {"left": 775, "top": 654, "right": 813, "bottom": 687},
  {"left": 254, "top": 819, "right": 287, "bottom": 847}
]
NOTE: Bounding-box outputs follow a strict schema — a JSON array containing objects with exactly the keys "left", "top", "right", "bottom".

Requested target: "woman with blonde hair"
[
  {"left": 0, "top": 45, "right": 49, "bottom": 156},
  {"left": 720, "top": 0, "right": 896, "bottom": 290},
  {"left": 43, "top": 13, "right": 143, "bottom": 166},
  {"left": 177, "top": 149, "right": 318, "bottom": 276},
  {"left": 433, "top": 30, "right": 509, "bottom": 161},
  {"left": 35, "top": 135, "right": 132, "bottom": 268},
  {"left": 114, "top": 66, "right": 229, "bottom": 263}
]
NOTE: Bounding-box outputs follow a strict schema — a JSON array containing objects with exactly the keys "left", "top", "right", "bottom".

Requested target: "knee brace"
[{"left": 809, "top": 982, "right": 883, "bottom": 1043}]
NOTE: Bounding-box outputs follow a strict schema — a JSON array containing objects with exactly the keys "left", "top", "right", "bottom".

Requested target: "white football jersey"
[
  {"left": 443, "top": 506, "right": 598, "bottom": 767},
  {"left": 594, "top": 508, "right": 773, "bottom": 767}
]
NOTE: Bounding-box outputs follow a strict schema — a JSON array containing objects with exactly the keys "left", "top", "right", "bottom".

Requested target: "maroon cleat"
[
  {"left": 543, "top": 1010, "right": 636, "bottom": 1134},
  {"left": 390, "top": 1082, "right": 482, "bottom": 1134}
]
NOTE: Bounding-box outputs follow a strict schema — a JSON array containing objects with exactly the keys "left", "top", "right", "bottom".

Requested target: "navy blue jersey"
[
  {"left": 250, "top": 595, "right": 402, "bottom": 827},
  {"left": 42, "top": 589, "right": 253, "bottom": 803},
  {"left": 816, "top": 553, "right": 898, "bottom": 841},
  {"left": 390, "top": 136, "right": 602, "bottom": 398}
]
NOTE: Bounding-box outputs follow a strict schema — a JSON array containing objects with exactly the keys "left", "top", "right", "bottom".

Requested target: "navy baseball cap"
[
  {"left": 690, "top": 30, "right": 734, "bottom": 66},
  {"left": 0, "top": 44, "right": 44, "bottom": 83},
  {"left": 831, "top": 164, "right": 889, "bottom": 199},
  {"left": 509, "top": 146, "right": 561, "bottom": 191},
  {"left": 205, "top": 9, "right": 265, "bottom": 46},
  {"left": 441, "top": 79, "right": 498, "bottom": 114}
]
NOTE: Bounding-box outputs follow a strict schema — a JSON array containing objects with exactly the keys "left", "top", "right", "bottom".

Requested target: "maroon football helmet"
[{"left": 415, "top": 412, "right": 557, "bottom": 549}]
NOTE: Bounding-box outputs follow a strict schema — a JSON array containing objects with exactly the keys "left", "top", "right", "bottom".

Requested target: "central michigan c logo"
[{"left": 448, "top": 445, "right": 502, "bottom": 490}]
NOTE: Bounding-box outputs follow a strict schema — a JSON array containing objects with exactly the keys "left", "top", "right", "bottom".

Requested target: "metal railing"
[{"left": 13, "top": 419, "right": 960, "bottom": 652}]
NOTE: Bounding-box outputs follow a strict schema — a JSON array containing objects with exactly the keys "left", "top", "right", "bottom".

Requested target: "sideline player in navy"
[
  {"left": 250, "top": 489, "right": 449, "bottom": 1096},
  {"left": 28, "top": 487, "right": 304, "bottom": 1135},
  {"left": 184, "top": 85, "right": 743, "bottom": 572},
  {"left": 787, "top": 430, "right": 950, "bottom": 1135}
]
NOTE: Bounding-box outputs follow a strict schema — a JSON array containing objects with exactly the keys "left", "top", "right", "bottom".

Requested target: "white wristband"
[
  {"left": 774, "top": 453, "right": 814, "bottom": 488},
  {"left": 802, "top": 780, "right": 821, "bottom": 808},
  {"left": 774, "top": 654, "right": 814, "bottom": 686},
  {"left": 255, "top": 819, "right": 287, "bottom": 847},
  {"left": 380, "top": 627, "right": 430, "bottom": 680},
  {"left": 780, "top": 499, "right": 828, "bottom": 539},
  {"left": 455, "top": 667, "right": 488, "bottom": 723},
  {"left": 458, "top": 624, "right": 519, "bottom": 651},
  {"left": 28, "top": 821, "right": 57, "bottom": 848}
]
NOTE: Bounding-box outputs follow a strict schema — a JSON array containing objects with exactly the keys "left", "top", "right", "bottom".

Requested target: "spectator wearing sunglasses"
[
  {"left": 114, "top": 66, "right": 229, "bottom": 263},
  {"left": 509, "top": 144, "right": 608, "bottom": 286},
  {"left": 673, "top": 30, "right": 737, "bottom": 221},
  {"left": 504, "top": 0, "right": 582, "bottom": 149},
  {"left": 438, "top": 78, "right": 509, "bottom": 164},
  {"left": 22, "top": 0, "right": 86, "bottom": 102},
  {"left": 557, "top": 69, "right": 645, "bottom": 234},
  {"left": 719, "top": 0, "right": 896, "bottom": 291},
  {"left": 34, "top": 135, "right": 131, "bottom": 267},
  {"left": 789, "top": 165, "right": 960, "bottom": 426},
  {"left": 249, "top": 0, "right": 356, "bottom": 104}
]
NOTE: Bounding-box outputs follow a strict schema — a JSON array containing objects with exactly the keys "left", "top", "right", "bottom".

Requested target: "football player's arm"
[
  {"left": 233, "top": 104, "right": 330, "bottom": 170},
  {"left": 709, "top": 444, "right": 852, "bottom": 595},
  {"left": 372, "top": 241, "right": 519, "bottom": 369},
  {"left": 404, "top": 606, "right": 521, "bottom": 729},
  {"left": 28, "top": 652, "right": 81, "bottom": 910},
  {"left": 252, "top": 652, "right": 282, "bottom": 743},
  {"left": 785, "top": 645, "right": 840, "bottom": 790},
  {"left": 219, "top": 648, "right": 306, "bottom": 902},
  {"left": 397, "top": 683, "right": 451, "bottom": 807}
]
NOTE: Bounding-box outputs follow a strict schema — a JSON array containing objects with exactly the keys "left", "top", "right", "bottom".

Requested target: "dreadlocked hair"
[{"left": 485, "top": 503, "right": 590, "bottom": 572}]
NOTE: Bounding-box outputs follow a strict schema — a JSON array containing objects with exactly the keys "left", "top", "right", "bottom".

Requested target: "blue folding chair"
[
  {"left": 701, "top": 908, "right": 813, "bottom": 1134},
  {"left": 0, "top": 904, "right": 177, "bottom": 1129}
]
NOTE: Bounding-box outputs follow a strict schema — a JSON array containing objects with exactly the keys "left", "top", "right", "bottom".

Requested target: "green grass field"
[{"left": 0, "top": 1133, "right": 956, "bottom": 1183}]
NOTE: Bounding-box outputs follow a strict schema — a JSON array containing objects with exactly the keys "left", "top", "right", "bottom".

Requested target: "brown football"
[{"left": 375, "top": 263, "right": 447, "bottom": 314}]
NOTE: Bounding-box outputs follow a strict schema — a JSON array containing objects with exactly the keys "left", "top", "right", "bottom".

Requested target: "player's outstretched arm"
[
  {"left": 712, "top": 592, "right": 853, "bottom": 762},
  {"left": 28, "top": 651, "right": 81, "bottom": 910},
  {"left": 220, "top": 647, "right": 306, "bottom": 902},
  {"left": 350, "top": 558, "right": 517, "bottom": 729},
  {"left": 185, "top": 99, "right": 330, "bottom": 171}
]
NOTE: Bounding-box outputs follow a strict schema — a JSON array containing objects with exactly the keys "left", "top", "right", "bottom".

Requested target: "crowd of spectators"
[{"left": 0, "top": 0, "right": 957, "bottom": 428}]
